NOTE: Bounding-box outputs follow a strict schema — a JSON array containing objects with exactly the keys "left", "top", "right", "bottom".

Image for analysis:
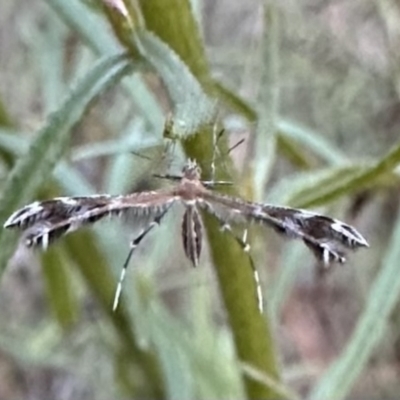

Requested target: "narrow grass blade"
[
  {"left": 249, "top": 2, "right": 280, "bottom": 201},
  {"left": 287, "top": 140, "right": 400, "bottom": 208},
  {"left": 276, "top": 119, "right": 348, "bottom": 165},
  {"left": 241, "top": 362, "right": 301, "bottom": 400},
  {"left": 211, "top": 81, "right": 347, "bottom": 166},
  {"left": 0, "top": 53, "right": 132, "bottom": 276},
  {"left": 0, "top": 129, "right": 28, "bottom": 154},
  {"left": 101, "top": 1, "right": 215, "bottom": 137},
  {"left": 266, "top": 164, "right": 365, "bottom": 205},
  {"left": 45, "top": 0, "right": 164, "bottom": 132},
  {"left": 134, "top": 30, "right": 215, "bottom": 137},
  {"left": 211, "top": 80, "right": 257, "bottom": 122}
]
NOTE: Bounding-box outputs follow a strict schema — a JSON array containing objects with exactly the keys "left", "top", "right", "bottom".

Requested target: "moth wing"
[
  {"left": 6, "top": 192, "right": 177, "bottom": 248},
  {"left": 4, "top": 195, "right": 117, "bottom": 230},
  {"left": 200, "top": 192, "right": 368, "bottom": 265}
]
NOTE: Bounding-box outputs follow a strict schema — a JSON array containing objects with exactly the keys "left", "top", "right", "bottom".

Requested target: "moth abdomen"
[{"left": 182, "top": 205, "right": 202, "bottom": 267}]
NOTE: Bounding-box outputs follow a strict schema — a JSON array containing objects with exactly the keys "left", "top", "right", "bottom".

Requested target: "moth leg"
[
  {"left": 204, "top": 204, "right": 263, "bottom": 312},
  {"left": 113, "top": 209, "right": 169, "bottom": 311},
  {"left": 222, "top": 225, "right": 263, "bottom": 313}
]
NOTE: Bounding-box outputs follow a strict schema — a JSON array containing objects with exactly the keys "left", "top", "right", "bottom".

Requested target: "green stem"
[{"left": 102, "top": 1, "right": 284, "bottom": 397}]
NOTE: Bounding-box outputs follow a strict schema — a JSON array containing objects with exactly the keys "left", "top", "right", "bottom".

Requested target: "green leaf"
[
  {"left": 285, "top": 140, "right": 400, "bottom": 208},
  {"left": 134, "top": 30, "right": 216, "bottom": 137},
  {"left": 276, "top": 134, "right": 313, "bottom": 169},
  {"left": 0, "top": 129, "right": 28, "bottom": 155},
  {"left": 101, "top": 0, "right": 216, "bottom": 136},
  {"left": 276, "top": 119, "right": 348, "bottom": 166},
  {"left": 102, "top": 0, "right": 216, "bottom": 136},
  {"left": 211, "top": 81, "right": 257, "bottom": 123},
  {"left": 266, "top": 164, "right": 365, "bottom": 205},
  {"left": 0, "top": 53, "right": 132, "bottom": 276},
  {"left": 33, "top": 16, "right": 67, "bottom": 113},
  {"left": 45, "top": 0, "right": 164, "bottom": 132},
  {"left": 211, "top": 82, "right": 348, "bottom": 167},
  {"left": 250, "top": 2, "right": 280, "bottom": 201}
]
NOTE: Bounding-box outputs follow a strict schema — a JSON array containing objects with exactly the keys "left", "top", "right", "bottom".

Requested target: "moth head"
[{"left": 182, "top": 159, "right": 202, "bottom": 181}]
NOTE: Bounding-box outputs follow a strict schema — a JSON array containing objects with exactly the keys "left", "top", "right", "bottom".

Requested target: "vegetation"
[{"left": 1, "top": 0, "right": 400, "bottom": 399}]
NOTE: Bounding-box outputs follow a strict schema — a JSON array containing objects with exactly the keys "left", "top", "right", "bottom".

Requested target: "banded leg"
[
  {"left": 221, "top": 225, "right": 263, "bottom": 313},
  {"left": 202, "top": 204, "right": 263, "bottom": 312},
  {"left": 113, "top": 208, "right": 169, "bottom": 311}
]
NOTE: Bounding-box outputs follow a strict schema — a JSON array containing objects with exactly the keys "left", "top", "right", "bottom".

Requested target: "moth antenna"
[
  {"left": 210, "top": 124, "right": 226, "bottom": 182},
  {"left": 130, "top": 151, "right": 152, "bottom": 160},
  {"left": 153, "top": 173, "right": 182, "bottom": 182},
  {"left": 227, "top": 138, "right": 245, "bottom": 155}
]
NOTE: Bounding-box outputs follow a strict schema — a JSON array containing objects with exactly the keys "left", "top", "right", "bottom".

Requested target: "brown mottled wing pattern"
[
  {"left": 4, "top": 191, "right": 177, "bottom": 248},
  {"left": 181, "top": 204, "right": 202, "bottom": 267},
  {"left": 199, "top": 191, "right": 368, "bottom": 265}
]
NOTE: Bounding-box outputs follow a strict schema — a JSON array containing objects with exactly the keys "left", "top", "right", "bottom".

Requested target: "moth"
[{"left": 3, "top": 159, "right": 368, "bottom": 311}]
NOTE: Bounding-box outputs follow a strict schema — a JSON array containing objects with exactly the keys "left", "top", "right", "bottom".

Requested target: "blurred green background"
[{"left": 1, "top": 0, "right": 400, "bottom": 399}]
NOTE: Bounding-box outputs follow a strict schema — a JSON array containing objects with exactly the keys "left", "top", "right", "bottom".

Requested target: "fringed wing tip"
[
  {"left": 330, "top": 220, "right": 369, "bottom": 249},
  {"left": 3, "top": 202, "right": 44, "bottom": 229},
  {"left": 4, "top": 210, "right": 27, "bottom": 229},
  {"left": 3, "top": 216, "right": 15, "bottom": 229}
]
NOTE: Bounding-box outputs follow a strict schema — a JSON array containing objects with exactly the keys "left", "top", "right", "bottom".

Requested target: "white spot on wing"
[
  {"left": 331, "top": 221, "right": 348, "bottom": 235},
  {"left": 54, "top": 197, "right": 78, "bottom": 205},
  {"left": 331, "top": 221, "right": 369, "bottom": 247},
  {"left": 293, "top": 210, "right": 317, "bottom": 219},
  {"left": 4, "top": 202, "right": 44, "bottom": 228}
]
